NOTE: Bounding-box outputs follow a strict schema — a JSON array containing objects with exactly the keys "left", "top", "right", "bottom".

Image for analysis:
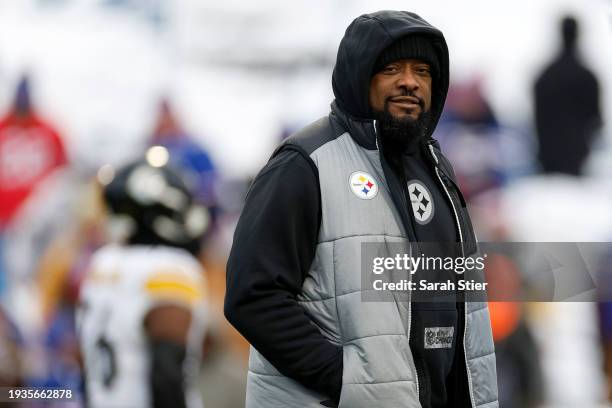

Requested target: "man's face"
[{"left": 369, "top": 58, "right": 432, "bottom": 121}]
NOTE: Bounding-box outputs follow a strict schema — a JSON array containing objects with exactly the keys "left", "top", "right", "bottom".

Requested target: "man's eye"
[
  {"left": 383, "top": 65, "right": 398, "bottom": 73},
  {"left": 417, "top": 67, "right": 431, "bottom": 75}
]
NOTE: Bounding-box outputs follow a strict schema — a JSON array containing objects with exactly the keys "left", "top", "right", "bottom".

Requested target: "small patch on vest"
[
  {"left": 424, "top": 327, "right": 454, "bottom": 349},
  {"left": 349, "top": 171, "right": 378, "bottom": 200},
  {"left": 407, "top": 179, "right": 434, "bottom": 225}
]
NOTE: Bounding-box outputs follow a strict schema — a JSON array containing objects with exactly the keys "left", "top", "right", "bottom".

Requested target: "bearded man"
[{"left": 225, "top": 10, "right": 498, "bottom": 408}]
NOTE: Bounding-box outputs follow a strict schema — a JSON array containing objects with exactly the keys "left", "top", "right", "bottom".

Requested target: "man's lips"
[
  {"left": 389, "top": 96, "right": 422, "bottom": 109},
  {"left": 388, "top": 97, "right": 423, "bottom": 114}
]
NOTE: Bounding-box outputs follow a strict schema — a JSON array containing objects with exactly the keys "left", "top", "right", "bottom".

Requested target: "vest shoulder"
[{"left": 282, "top": 115, "right": 344, "bottom": 156}]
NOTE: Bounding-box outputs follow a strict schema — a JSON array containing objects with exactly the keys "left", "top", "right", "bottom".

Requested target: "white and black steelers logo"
[{"left": 407, "top": 179, "right": 434, "bottom": 225}]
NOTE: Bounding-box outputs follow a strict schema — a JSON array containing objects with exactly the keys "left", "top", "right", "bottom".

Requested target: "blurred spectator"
[
  {"left": 0, "top": 74, "right": 83, "bottom": 403},
  {"left": 597, "top": 248, "right": 612, "bottom": 402},
  {"left": 534, "top": 15, "right": 602, "bottom": 176},
  {"left": 0, "top": 305, "right": 22, "bottom": 388},
  {"left": 435, "top": 77, "right": 533, "bottom": 202},
  {"left": 150, "top": 98, "right": 217, "bottom": 209},
  {"left": 0, "top": 74, "right": 68, "bottom": 228},
  {"left": 486, "top": 253, "right": 544, "bottom": 408},
  {"left": 0, "top": 229, "right": 6, "bottom": 297},
  {"left": 0, "top": 305, "right": 22, "bottom": 408},
  {"left": 36, "top": 180, "right": 106, "bottom": 319},
  {"left": 0, "top": 172, "right": 93, "bottom": 406}
]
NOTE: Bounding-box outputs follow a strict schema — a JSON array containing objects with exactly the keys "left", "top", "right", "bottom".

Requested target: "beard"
[{"left": 375, "top": 102, "right": 432, "bottom": 156}]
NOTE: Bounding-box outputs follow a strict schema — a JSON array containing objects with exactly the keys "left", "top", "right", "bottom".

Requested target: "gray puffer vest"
[{"left": 245, "top": 105, "right": 498, "bottom": 408}]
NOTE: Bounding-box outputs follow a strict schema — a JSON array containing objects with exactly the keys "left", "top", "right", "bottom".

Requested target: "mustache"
[{"left": 385, "top": 91, "right": 425, "bottom": 109}]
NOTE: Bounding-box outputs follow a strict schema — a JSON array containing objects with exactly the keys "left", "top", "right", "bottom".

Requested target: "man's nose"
[{"left": 397, "top": 69, "right": 419, "bottom": 91}]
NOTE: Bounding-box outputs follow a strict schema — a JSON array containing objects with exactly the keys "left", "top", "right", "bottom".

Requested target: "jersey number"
[{"left": 95, "top": 335, "right": 117, "bottom": 388}]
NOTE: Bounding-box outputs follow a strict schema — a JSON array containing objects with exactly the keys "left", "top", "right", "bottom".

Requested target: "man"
[
  {"left": 78, "top": 158, "right": 210, "bottom": 408},
  {"left": 225, "top": 10, "right": 498, "bottom": 408},
  {"left": 149, "top": 98, "right": 217, "bottom": 208},
  {"left": 0, "top": 74, "right": 67, "bottom": 229},
  {"left": 534, "top": 15, "right": 602, "bottom": 176}
]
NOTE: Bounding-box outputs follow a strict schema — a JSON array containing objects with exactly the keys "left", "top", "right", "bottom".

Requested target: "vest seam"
[
  {"left": 467, "top": 349, "right": 496, "bottom": 361},
  {"left": 335, "top": 288, "right": 367, "bottom": 298},
  {"left": 300, "top": 287, "right": 409, "bottom": 300},
  {"left": 467, "top": 303, "right": 488, "bottom": 313},
  {"left": 298, "top": 297, "right": 337, "bottom": 303},
  {"left": 318, "top": 233, "right": 405, "bottom": 244},
  {"left": 309, "top": 131, "right": 350, "bottom": 159},
  {"left": 343, "top": 379, "right": 416, "bottom": 386},
  {"left": 247, "top": 370, "right": 284, "bottom": 377},
  {"left": 332, "top": 240, "right": 344, "bottom": 345},
  {"left": 344, "top": 333, "right": 406, "bottom": 343},
  {"left": 475, "top": 398, "right": 500, "bottom": 407},
  {"left": 334, "top": 288, "right": 400, "bottom": 298},
  {"left": 300, "top": 284, "right": 404, "bottom": 301}
]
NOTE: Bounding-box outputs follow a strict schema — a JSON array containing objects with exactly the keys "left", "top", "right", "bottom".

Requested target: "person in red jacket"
[{"left": 0, "top": 74, "right": 67, "bottom": 228}]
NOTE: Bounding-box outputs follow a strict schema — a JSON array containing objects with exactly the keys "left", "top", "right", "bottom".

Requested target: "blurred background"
[{"left": 0, "top": 0, "right": 611, "bottom": 406}]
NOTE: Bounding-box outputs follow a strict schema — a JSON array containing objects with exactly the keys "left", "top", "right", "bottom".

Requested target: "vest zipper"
[
  {"left": 426, "top": 144, "right": 464, "bottom": 256},
  {"left": 427, "top": 142, "right": 476, "bottom": 407},
  {"left": 374, "top": 120, "right": 379, "bottom": 150},
  {"left": 374, "top": 119, "right": 421, "bottom": 403}
]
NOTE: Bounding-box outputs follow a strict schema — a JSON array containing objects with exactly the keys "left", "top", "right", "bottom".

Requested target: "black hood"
[{"left": 332, "top": 10, "right": 449, "bottom": 139}]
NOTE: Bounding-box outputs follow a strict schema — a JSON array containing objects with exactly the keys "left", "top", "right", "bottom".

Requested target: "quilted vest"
[{"left": 245, "top": 117, "right": 499, "bottom": 408}]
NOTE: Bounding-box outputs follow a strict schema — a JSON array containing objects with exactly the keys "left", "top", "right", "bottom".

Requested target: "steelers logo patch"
[
  {"left": 407, "top": 179, "right": 434, "bottom": 225},
  {"left": 349, "top": 171, "right": 378, "bottom": 200}
]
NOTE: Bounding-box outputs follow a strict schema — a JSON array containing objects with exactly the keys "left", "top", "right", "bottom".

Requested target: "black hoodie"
[
  {"left": 332, "top": 10, "right": 449, "bottom": 131},
  {"left": 225, "top": 11, "right": 467, "bottom": 406}
]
